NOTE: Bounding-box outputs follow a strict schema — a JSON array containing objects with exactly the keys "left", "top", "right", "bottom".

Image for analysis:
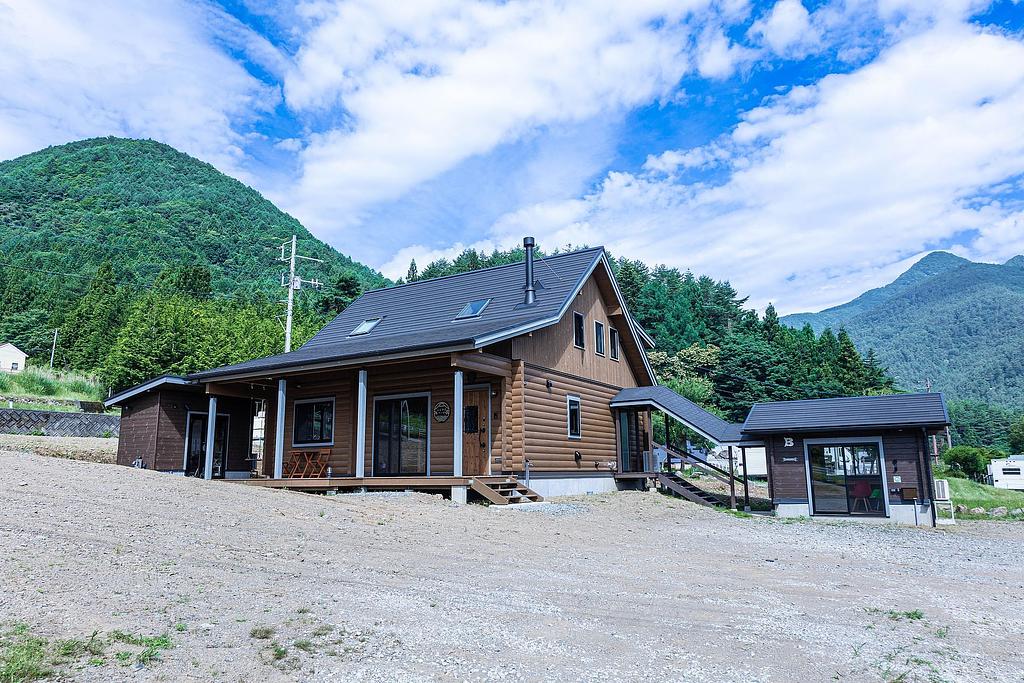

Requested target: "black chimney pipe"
[{"left": 523, "top": 236, "right": 536, "bottom": 305}]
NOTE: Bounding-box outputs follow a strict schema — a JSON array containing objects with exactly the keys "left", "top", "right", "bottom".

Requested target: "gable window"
[
  {"left": 293, "top": 397, "right": 335, "bottom": 446},
  {"left": 567, "top": 395, "right": 582, "bottom": 439},
  {"left": 455, "top": 298, "right": 491, "bottom": 319},
  {"left": 10, "top": 362, "right": 17, "bottom": 371},
  {"left": 594, "top": 321, "right": 605, "bottom": 356},
  {"left": 609, "top": 327, "right": 619, "bottom": 361},
  {"left": 349, "top": 317, "right": 382, "bottom": 336},
  {"left": 573, "top": 312, "right": 585, "bottom": 349}
]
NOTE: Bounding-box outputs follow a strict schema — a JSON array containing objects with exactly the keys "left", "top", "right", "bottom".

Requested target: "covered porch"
[{"left": 194, "top": 350, "right": 539, "bottom": 504}]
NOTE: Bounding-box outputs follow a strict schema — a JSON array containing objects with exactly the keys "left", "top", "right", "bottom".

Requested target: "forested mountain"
[
  {"left": 405, "top": 249, "right": 896, "bottom": 421},
  {"left": 0, "top": 137, "right": 386, "bottom": 389},
  {"left": 781, "top": 252, "right": 1024, "bottom": 409}
]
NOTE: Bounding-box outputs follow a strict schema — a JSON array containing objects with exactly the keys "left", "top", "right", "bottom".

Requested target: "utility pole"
[
  {"left": 49, "top": 329, "right": 58, "bottom": 369},
  {"left": 279, "top": 235, "right": 322, "bottom": 353}
]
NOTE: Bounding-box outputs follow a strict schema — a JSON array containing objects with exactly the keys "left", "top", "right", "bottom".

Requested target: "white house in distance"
[
  {"left": 0, "top": 343, "right": 27, "bottom": 373},
  {"left": 987, "top": 455, "right": 1024, "bottom": 491}
]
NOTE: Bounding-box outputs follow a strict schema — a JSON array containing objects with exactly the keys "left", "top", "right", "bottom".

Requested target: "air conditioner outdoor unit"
[{"left": 933, "top": 478, "right": 951, "bottom": 502}]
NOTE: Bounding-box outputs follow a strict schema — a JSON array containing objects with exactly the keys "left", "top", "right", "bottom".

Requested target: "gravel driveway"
[{"left": 1, "top": 451, "right": 1021, "bottom": 682}]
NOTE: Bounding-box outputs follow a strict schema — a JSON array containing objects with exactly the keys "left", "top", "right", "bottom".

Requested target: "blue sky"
[{"left": 2, "top": 0, "right": 1023, "bottom": 313}]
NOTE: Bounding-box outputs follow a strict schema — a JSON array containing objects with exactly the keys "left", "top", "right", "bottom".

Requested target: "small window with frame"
[
  {"left": 609, "top": 327, "right": 619, "bottom": 361},
  {"left": 573, "top": 312, "right": 585, "bottom": 349},
  {"left": 293, "top": 397, "right": 335, "bottom": 446},
  {"left": 594, "top": 321, "right": 605, "bottom": 356},
  {"left": 567, "top": 395, "right": 582, "bottom": 440}
]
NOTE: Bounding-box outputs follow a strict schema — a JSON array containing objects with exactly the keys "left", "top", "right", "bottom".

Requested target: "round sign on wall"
[{"left": 433, "top": 401, "right": 451, "bottom": 423}]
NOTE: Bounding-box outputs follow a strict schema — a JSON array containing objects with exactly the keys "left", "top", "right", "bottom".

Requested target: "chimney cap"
[{"left": 523, "top": 236, "right": 535, "bottom": 248}]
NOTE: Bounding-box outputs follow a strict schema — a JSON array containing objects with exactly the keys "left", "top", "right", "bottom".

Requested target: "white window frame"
[
  {"left": 566, "top": 394, "right": 582, "bottom": 440},
  {"left": 292, "top": 396, "right": 336, "bottom": 447},
  {"left": 594, "top": 320, "right": 605, "bottom": 356},
  {"left": 572, "top": 311, "right": 585, "bottom": 349},
  {"left": 609, "top": 327, "right": 619, "bottom": 361}
]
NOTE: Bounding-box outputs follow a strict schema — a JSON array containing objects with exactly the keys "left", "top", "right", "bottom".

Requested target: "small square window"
[
  {"left": 349, "top": 317, "right": 382, "bottom": 336},
  {"left": 293, "top": 398, "right": 335, "bottom": 446},
  {"left": 10, "top": 362, "right": 18, "bottom": 371},
  {"left": 455, "top": 298, "right": 491, "bottom": 319},
  {"left": 573, "top": 312, "right": 585, "bottom": 349},
  {"left": 567, "top": 395, "right": 582, "bottom": 439},
  {"left": 594, "top": 321, "right": 605, "bottom": 356},
  {"left": 609, "top": 328, "right": 619, "bottom": 361}
]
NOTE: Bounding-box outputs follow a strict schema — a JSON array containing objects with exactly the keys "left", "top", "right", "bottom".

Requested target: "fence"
[{"left": 0, "top": 409, "right": 120, "bottom": 438}]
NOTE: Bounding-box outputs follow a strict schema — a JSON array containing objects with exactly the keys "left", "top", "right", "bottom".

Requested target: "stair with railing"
[{"left": 656, "top": 471, "right": 723, "bottom": 507}]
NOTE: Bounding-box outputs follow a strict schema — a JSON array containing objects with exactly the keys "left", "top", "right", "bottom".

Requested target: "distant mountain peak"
[{"left": 1005, "top": 254, "right": 1024, "bottom": 268}]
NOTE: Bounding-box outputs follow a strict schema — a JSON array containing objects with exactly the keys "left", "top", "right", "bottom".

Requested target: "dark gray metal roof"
[
  {"left": 610, "top": 385, "right": 757, "bottom": 445},
  {"left": 742, "top": 393, "right": 949, "bottom": 433},
  {"left": 104, "top": 374, "right": 197, "bottom": 407},
  {"left": 191, "top": 247, "right": 636, "bottom": 381}
]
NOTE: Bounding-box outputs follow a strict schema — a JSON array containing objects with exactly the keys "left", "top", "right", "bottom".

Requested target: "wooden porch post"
[
  {"left": 274, "top": 379, "right": 286, "bottom": 479},
  {"left": 453, "top": 370, "right": 464, "bottom": 477},
  {"left": 204, "top": 395, "right": 217, "bottom": 480},
  {"left": 741, "top": 446, "right": 751, "bottom": 512},
  {"left": 728, "top": 445, "right": 736, "bottom": 510},
  {"left": 355, "top": 369, "right": 367, "bottom": 478}
]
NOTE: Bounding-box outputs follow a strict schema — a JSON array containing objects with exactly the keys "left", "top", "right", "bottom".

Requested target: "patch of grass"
[
  {"left": 294, "top": 639, "right": 315, "bottom": 653},
  {"left": 115, "top": 650, "right": 133, "bottom": 665},
  {"left": 312, "top": 625, "right": 334, "bottom": 638},
  {"left": 174, "top": 623, "right": 187, "bottom": 633},
  {"left": 297, "top": 607, "right": 311, "bottom": 615},
  {"left": 270, "top": 643, "right": 288, "bottom": 661},
  {"left": 936, "top": 470, "right": 1024, "bottom": 518},
  {"left": 250, "top": 626, "right": 274, "bottom": 640},
  {"left": 0, "top": 367, "right": 104, "bottom": 402},
  {"left": 891, "top": 610, "right": 925, "bottom": 622},
  {"left": 718, "top": 508, "right": 753, "bottom": 519},
  {"left": 0, "top": 623, "right": 51, "bottom": 682}
]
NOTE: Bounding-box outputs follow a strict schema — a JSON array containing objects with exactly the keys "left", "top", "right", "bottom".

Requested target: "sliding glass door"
[
  {"left": 373, "top": 396, "right": 429, "bottom": 476},
  {"left": 808, "top": 443, "right": 885, "bottom": 516}
]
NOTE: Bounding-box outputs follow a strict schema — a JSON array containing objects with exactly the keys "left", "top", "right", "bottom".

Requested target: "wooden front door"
[{"left": 462, "top": 388, "right": 490, "bottom": 476}]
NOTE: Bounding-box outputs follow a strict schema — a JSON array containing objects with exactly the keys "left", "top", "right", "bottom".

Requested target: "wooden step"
[{"left": 469, "top": 477, "right": 544, "bottom": 505}]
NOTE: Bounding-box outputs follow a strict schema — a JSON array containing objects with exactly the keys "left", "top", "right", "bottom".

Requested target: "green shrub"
[{"left": 942, "top": 445, "right": 1003, "bottom": 482}]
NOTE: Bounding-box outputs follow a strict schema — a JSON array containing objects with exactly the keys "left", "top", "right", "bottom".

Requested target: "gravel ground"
[
  {"left": 1, "top": 451, "right": 1022, "bottom": 682},
  {"left": 0, "top": 433, "right": 117, "bottom": 463}
]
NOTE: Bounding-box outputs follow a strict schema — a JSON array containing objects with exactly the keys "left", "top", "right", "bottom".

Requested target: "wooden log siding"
[
  {"left": 510, "top": 277, "right": 643, "bottom": 389},
  {"left": 522, "top": 364, "right": 624, "bottom": 471},
  {"left": 362, "top": 359, "right": 460, "bottom": 476},
  {"left": 511, "top": 360, "right": 526, "bottom": 472},
  {"left": 281, "top": 371, "right": 357, "bottom": 476}
]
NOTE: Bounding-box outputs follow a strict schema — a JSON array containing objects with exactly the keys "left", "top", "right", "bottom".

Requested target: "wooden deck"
[{"left": 235, "top": 475, "right": 517, "bottom": 492}]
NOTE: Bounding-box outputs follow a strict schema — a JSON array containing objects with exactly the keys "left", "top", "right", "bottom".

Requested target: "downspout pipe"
[{"left": 921, "top": 427, "right": 938, "bottom": 527}]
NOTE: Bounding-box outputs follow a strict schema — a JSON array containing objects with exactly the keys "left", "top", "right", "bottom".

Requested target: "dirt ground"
[
  {"left": 0, "top": 433, "right": 117, "bottom": 463},
  {"left": 1, "top": 450, "right": 1022, "bottom": 682}
]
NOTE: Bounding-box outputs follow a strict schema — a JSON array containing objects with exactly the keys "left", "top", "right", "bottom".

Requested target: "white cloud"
[
  {"left": 749, "top": 0, "right": 818, "bottom": 56},
  {"left": 696, "top": 27, "right": 756, "bottom": 78},
  {"left": 484, "top": 23, "right": 1024, "bottom": 313},
  {"left": 0, "top": 0, "right": 278, "bottom": 177},
  {"left": 280, "top": 0, "right": 717, "bottom": 250}
]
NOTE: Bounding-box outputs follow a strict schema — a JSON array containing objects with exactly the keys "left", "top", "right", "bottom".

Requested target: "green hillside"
[
  {"left": 781, "top": 253, "right": 1024, "bottom": 408},
  {"left": 0, "top": 136, "right": 385, "bottom": 304},
  {"left": 0, "top": 137, "right": 388, "bottom": 388}
]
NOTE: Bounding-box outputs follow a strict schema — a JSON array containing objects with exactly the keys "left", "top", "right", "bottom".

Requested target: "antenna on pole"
[{"left": 278, "top": 235, "right": 323, "bottom": 353}]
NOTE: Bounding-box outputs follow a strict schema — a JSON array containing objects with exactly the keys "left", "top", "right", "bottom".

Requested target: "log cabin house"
[{"left": 105, "top": 238, "right": 950, "bottom": 522}]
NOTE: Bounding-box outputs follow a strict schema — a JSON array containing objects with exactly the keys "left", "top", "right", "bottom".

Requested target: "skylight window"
[
  {"left": 349, "top": 317, "right": 382, "bottom": 336},
  {"left": 455, "top": 298, "right": 491, "bottom": 319}
]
